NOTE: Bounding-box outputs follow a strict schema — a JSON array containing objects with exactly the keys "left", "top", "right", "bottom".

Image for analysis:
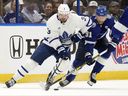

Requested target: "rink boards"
[{"left": 0, "top": 25, "right": 128, "bottom": 83}]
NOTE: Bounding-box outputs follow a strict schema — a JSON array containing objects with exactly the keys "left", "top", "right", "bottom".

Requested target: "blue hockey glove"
[
  {"left": 101, "top": 42, "right": 117, "bottom": 58},
  {"left": 57, "top": 45, "right": 70, "bottom": 61},
  {"left": 84, "top": 52, "right": 95, "bottom": 66},
  {"left": 108, "top": 42, "right": 117, "bottom": 52},
  {"left": 71, "top": 31, "right": 84, "bottom": 43}
]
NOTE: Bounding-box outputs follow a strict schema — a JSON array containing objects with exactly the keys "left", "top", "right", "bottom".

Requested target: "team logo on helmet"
[
  {"left": 112, "top": 32, "right": 128, "bottom": 64},
  {"left": 58, "top": 4, "right": 70, "bottom": 14},
  {"left": 96, "top": 5, "right": 107, "bottom": 16}
]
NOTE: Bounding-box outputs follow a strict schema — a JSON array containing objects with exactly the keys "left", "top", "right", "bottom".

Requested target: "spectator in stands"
[
  {"left": 4, "top": 1, "right": 12, "bottom": 14},
  {"left": 0, "top": 16, "right": 5, "bottom": 23},
  {"left": 71, "top": 0, "right": 86, "bottom": 15},
  {"left": 4, "top": 0, "right": 24, "bottom": 23},
  {"left": 41, "top": 1, "right": 54, "bottom": 23},
  {"left": 52, "top": 0, "right": 63, "bottom": 13},
  {"left": 86, "top": 1, "right": 98, "bottom": 16},
  {"left": 0, "top": 1, "right": 5, "bottom": 23},
  {"left": 19, "top": 0, "right": 24, "bottom": 12},
  {"left": 4, "top": 0, "right": 16, "bottom": 23},
  {"left": 109, "top": 1, "right": 124, "bottom": 20},
  {"left": 21, "top": 1, "right": 43, "bottom": 23}
]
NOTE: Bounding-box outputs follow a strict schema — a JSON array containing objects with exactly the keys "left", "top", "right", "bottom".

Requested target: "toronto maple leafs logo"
[{"left": 59, "top": 31, "right": 72, "bottom": 44}]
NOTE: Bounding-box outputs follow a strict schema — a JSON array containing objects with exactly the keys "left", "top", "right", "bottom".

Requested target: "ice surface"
[{"left": 0, "top": 80, "right": 128, "bottom": 96}]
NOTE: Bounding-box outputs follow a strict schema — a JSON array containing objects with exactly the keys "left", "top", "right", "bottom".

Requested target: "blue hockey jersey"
[
  {"left": 91, "top": 15, "right": 115, "bottom": 39},
  {"left": 83, "top": 15, "right": 115, "bottom": 54}
]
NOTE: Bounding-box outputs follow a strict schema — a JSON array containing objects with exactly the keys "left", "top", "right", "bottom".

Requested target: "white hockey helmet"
[{"left": 58, "top": 4, "right": 70, "bottom": 15}]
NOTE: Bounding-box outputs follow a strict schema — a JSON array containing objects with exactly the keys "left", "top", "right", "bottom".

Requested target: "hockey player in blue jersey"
[
  {"left": 87, "top": 6, "right": 128, "bottom": 86},
  {"left": 5, "top": 4, "right": 92, "bottom": 88},
  {"left": 57, "top": 5, "right": 128, "bottom": 87},
  {"left": 87, "top": 5, "right": 115, "bottom": 86}
]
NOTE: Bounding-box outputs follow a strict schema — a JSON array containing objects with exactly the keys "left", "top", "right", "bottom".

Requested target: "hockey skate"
[
  {"left": 44, "top": 72, "right": 55, "bottom": 91},
  {"left": 5, "top": 78, "right": 16, "bottom": 88},
  {"left": 59, "top": 79, "right": 70, "bottom": 87},
  {"left": 87, "top": 72, "right": 97, "bottom": 86}
]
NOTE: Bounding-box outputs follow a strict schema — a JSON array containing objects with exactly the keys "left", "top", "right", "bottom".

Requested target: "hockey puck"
[{"left": 54, "top": 88, "right": 59, "bottom": 90}]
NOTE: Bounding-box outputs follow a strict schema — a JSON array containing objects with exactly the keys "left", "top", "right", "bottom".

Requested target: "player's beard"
[
  {"left": 57, "top": 14, "right": 69, "bottom": 24},
  {"left": 60, "top": 18, "right": 68, "bottom": 23}
]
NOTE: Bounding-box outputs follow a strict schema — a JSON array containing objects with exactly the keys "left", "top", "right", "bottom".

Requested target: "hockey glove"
[
  {"left": 57, "top": 45, "right": 70, "bottom": 61},
  {"left": 71, "top": 31, "right": 84, "bottom": 43},
  {"left": 84, "top": 52, "right": 95, "bottom": 66},
  {"left": 101, "top": 42, "right": 117, "bottom": 58}
]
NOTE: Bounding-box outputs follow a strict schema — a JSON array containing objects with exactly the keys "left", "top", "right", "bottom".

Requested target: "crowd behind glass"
[{"left": 0, "top": 0, "right": 127, "bottom": 24}]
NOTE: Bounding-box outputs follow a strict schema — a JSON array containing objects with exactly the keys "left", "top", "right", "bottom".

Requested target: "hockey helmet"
[
  {"left": 96, "top": 5, "right": 107, "bottom": 16},
  {"left": 58, "top": 4, "right": 70, "bottom": 15}
]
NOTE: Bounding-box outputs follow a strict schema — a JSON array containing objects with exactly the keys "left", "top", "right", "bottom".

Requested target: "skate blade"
[
  {"left": 0, "top": 83, "right": 7, "bottom": 88},
  {"left": 87, "top": 81, "right": 94, "bottom": 86},
  {"left": 39, "top": 81, "right": 46, "bottom": 90},
  {"left": 54, "top": 85, "right": 62, "bottom": 91}
]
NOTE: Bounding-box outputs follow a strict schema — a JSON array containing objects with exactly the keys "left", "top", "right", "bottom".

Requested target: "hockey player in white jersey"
[
  {"left": 5, "top": 4, "right": 92, "bottom": 88},
  {"left": 43, "top": 6, "right": 93, "bottom": 90}
]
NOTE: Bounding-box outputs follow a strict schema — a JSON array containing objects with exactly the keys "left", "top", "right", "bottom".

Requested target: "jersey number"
[
  {"left": 86, "top": 32, "right": 92, "bottom": 38},
  {"left": 47, "top": 28, "right": 51, "bottom": 34}
]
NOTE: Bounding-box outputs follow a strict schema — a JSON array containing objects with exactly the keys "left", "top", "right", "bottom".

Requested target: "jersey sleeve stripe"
[
  {"left": 21, "top": 66, "right": 28, "bottom": 73},
  {"left": 85, "top": 40, "right": 96, "bottom": 44},
  {"left": 86, "top": 18, "right": 93, "bottom": 27}
]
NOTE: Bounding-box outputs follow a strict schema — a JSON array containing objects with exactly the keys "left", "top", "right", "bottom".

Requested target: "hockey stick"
[
  {"left": 48, "top": 59, "right": 63, "bottom": 81},
  {"left": 41, "top": 59, "right": 63, "bottom": 90},
  {"left": 51, "top": 54, "right": 100, "bottom": 86},
  {"left": 53, "top": 48, "right": 108, "bottom": 85},
  {"left": 42, "top": 55, "right": 99, "bottom": 90},
  {"left": 53, "top": 50, "right": 108, "bottom": 90}
]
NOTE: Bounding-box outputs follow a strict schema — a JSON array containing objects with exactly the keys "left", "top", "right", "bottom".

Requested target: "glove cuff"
[
  {"left": 77, "top": 31, "right": 84, "bottom": 39},
  {"left": 57, "top": 45, "right": 65, "bottom": 53},
  {"left": 109, "top": 42, "right": 117, "bottom": 48}
]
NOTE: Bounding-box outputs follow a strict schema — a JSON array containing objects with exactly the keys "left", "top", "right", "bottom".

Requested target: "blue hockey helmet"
[{"left": 96, "top": 5, "right": 107, "bottom": 16}]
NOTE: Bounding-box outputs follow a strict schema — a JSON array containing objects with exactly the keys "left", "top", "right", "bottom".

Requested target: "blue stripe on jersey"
[
  {"left": 21, "top": 66, "right": 28, "bottom": 73},
  {"left": 17, "top": 70, "right": 24, "bottom": 77},
  {"left": 49, "top": 37, "right": 59, "bottom": 43},
  {"left": 44, "top": 37, "right": 48, "bottom": 41},
  {"left": 86, "top": 18, "right": 92, "bottom": 27}
]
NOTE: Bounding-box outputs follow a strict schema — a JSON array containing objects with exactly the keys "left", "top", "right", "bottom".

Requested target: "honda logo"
[{"left": 10, "top": 35, "right": 23, "bottom": 59}]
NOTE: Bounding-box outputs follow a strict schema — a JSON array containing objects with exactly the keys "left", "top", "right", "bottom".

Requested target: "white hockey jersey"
[{"left": 43, "top": 13, "right": 92, "bottom": 49}]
